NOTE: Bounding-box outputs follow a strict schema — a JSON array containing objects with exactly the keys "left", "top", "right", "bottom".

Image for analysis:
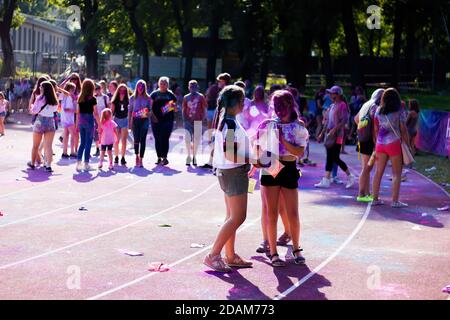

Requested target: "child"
[
  {"left": 60, "top": 83, "right": 77, "bottom": 158},
  {"left": 0, "top": 92, "right": 10, "bottom": 136},
  {"left": 182, "top": 80, "right": 207, "bottom": 166},
  {"left": 98, "top": 108, "right": 118, "bottom": 170},
  {"left": 203, "top": 85, "right": 257, "bottom": 273}
]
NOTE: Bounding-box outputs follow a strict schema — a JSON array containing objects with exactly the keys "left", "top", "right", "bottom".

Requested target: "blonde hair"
[
  {"left": 158, "top": 77, "right": 170, "bottom": 86},
  {"left": 100, "top": 108, "right": 113, "bottom": 124},
  {"left": 132, "top": 79, "right": 150, "bottom": 99}
]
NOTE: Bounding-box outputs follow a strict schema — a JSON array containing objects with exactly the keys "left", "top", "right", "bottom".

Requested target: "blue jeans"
[{"left": 78, "top": 114, "right": 94, "bottom": 163}]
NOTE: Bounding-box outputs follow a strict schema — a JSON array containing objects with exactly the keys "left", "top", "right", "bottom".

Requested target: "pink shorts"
[{"left": 376, "top": 141, "right": 402, "bottom": 157}]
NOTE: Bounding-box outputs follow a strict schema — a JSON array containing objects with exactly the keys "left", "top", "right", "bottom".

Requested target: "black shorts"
[
  {"left": 260, "top": 161, "right": 300, "bottom": 189},
  {"left": 358, "top": 140, "right": 375, "bottom": 156},
  {"left": 101, "top": 144, "right": 113, "bottom": 151}
]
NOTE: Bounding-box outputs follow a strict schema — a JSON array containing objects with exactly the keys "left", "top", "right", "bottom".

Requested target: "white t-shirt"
[
  {"left": 31, "top": 96, "right": 57, "bottom": 117},
  {"left": 59, "top": 93, "right": 75, "bottom": 125},
  {"left": 213, "top": 117, "right": 252, "bottom": 169},
  {"left": 96, "top": 94, "right": 110, "bottom": 117}
]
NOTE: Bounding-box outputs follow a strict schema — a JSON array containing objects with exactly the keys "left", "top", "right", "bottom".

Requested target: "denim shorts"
[
  {"left": 115, "top": 117, "right": 128, "bottom": 129},
  {"left": 33, "top": 115, "right": 56, "bottom": 134},
  {"left": 217, "top": 164, "right": 251, "bottom": 197},
  {"left": 0, "top": 112, "right": 6, "bottom": 117},
  {"left": 207, "top": 109, "right": 216, "bottom": 122}
]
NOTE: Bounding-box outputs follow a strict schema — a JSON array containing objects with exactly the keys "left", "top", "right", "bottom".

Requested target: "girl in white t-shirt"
[
  {"left": 0, "top": 91, "right": 10, "bottom": 136},
  {"left": 204, "top": 85, "right": 261, "bottom": 273},
  {"left": 61, "top": 82, "right": 77, "bottom": 158}
]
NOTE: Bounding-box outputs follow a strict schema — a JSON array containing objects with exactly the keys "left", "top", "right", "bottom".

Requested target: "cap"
[{"left": 326, "top": 86, "right": 343, "bottom": 95}]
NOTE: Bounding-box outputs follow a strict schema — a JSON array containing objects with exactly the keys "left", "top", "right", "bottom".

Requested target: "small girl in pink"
[{"left": 98, "top": 108, "right": 118, "bottom": 170}]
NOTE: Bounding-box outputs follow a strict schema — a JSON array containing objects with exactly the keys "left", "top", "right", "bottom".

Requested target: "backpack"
[{"left": 357, "top": 107, "right": 373, "bottom": 143}]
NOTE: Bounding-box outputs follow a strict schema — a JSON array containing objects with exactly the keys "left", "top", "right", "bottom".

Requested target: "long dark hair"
[
  {"left": 40, "top": 81, "right": 58, "bottom": 106},
  {"left": 32, "top": 75, "right": 50, "bottom": 98},
  {"left": 380, "top": 88, "right": 401, "bottom": 115},
  {"left": 216, "top": 85, "right": 245, "bottom": 132},
  {"left": 111, "top": 84, "right": 130, "bottom": 106},
  {"left": 78, "top": 79, "right": 95, "bottom": 104}
]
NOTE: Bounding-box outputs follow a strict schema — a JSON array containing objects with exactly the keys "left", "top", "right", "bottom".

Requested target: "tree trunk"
[
  {"left": 319, "top": 28, "right": 334, "bottom": 87},
  {"left": 182, "top": 29, "right": 194, "bottom": 87},
  {"left": 123, "top": 0, "right": 150, "bottom": 81},
  {"left": 285, "top": 33, "right": 312, "bottom": 89},
  {"left": 84, "top": 39, "right": 98, "bottom": 79},
  {"left": 206, "top": 19, "right": 220, "bottom": 85},
  {"left": 0, "top": 0, "right": 17, "bottom": 77},
  {"left": 341, "top": 0, "right": 364, "bottom": 87},
  {"left": 81, "top": 0, "right": 99, "bottom": 79},
  {"left": 392, "top": 0, "right": 405, "bottom": 88},
  {"left": 404, "top": 6, "right": 416, "bottom": 80}
]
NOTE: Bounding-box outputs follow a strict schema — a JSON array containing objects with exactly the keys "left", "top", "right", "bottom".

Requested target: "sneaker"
[
  {"left": 332, "top": 177, "right": 344, "bottom": 185},
  {"left": 277, "top": 232, "right": 292, "bottom": 246},
  {"left": 371, "top": 199, "right": 385, "bottom": 206},
  {"left": 84, "top": 163, "right": 92, "bottom": 171},
  {"left": 61, "top": 153, "right": 70, "bottom": 159},
  {"left": 27, "top": 161, "right": 35, "bottom": 170},
  {"left": 109, "top": 164, "right": 114, "bottom": 170},
  {"left": 201, "top": 163, "right": 213, "bottom": 169},
  {"left": 70, "top": 154, "right": 78, "bottom": 159},
  {"left": 256, "top": 240, "right": 269, "bottom": 253},
  {"left": 45, "top": 166, "right": 53, "bottom": 173},
  {"left": 76, "top": 162, "right": 83, "bottom": 172},
  {"left": 161, "top": 158, "right": 169, "bottom": 166},
  {"left": 155, "top": 158, "right": 162, "bottom": 165},
  {"left": 203, "top": 254, "right": 232, "bottom": 273},
  {"left": 114, "top": 156, "right": 119, "bottom": 164},
  {"left": 94, "top": 149, "right": 100, "bottom": 157},
  {"left": 192, "top": 157, "right": 197, "bottom": 166},
  {"left": 346, "top": 174, "right": 355, "bottom": 189},
  {"left": 121, "top": 157, "right": 127, "bottom": 166},
  {"left": 357, "top": 195, "right": 373, "bottom": 203},
  {"left": 224, "top": 254, "right": 253, "bottom": 268},
  {"left": 186, "top": 156, "right": 192, "bottom": 166},
  {"left": 315, "top": 177, "right": 331, "bottom": 188},
  {"left": 392, "top": 201, "right": 408, "bottom": 208}
]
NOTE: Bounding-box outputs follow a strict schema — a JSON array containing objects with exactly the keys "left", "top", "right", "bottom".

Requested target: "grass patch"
[
  {"left": 402, "top": 94, "right": 450, "bottom": 112},
  {"left": 412, "top": 151, "right": 450, "bottom": 193}
]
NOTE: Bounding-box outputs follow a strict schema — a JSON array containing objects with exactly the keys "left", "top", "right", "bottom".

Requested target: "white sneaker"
[
  {"left": 76, "top": 162, "right": 83, "bottom": 172},
  {"left": 346, "top": 174, "right": 355, "bottom": 189},
  {"left": 315, "top": 177, "right": 331, "bottom": 188},
  {"left": 84, "top": 163, "right": 92, "bottom": 171},
  {"left": 333, "top": 177, "right": 344, "bottom": 185}
]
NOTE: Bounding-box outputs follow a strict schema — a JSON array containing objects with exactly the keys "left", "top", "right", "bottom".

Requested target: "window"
[
  {"left": 18, "top": 28, "right": 21, "bottom": 50},
  {"left": 28, "top": 28, "right": 32, "bottom": 51},
  {"left": 32, "top": 29, "right": 36, "bottom": 51},
  {"left": 37, "top": 32, "right": 40, "bottom": 51},
  {"left": 23, "top": 27, "right": 27, "bottom": 51}
]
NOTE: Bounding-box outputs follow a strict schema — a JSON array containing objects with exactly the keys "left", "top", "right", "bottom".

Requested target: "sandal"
[
  {"left": 292, "top": 248, "right": 306, "bottom": 265},
  {"left": 269, "top": 253, "right": 285, "bottom": 267},
  {"left": 224, "top": 254, "right": 253, "bottom": 268}
]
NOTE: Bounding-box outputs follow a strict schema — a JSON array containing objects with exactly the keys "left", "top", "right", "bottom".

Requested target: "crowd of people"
[{"left": 0, "top": 70, "right": 421, "bottom": 273}]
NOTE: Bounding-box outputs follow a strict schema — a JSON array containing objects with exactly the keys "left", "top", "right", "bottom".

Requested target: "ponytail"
[{"left": 216, "top": 85, "right": 245, "bottom": 132}]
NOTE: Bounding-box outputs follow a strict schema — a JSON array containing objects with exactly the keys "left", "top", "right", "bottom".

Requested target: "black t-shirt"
[
  {"left": 113, "top": 98, "right": 129, "bottom": 119},
  {"left": 150, "top": 90, "right": 177, "bottom": 122},
  {"left": 79, "top": 96, "right": 97, "bottom": 114}
]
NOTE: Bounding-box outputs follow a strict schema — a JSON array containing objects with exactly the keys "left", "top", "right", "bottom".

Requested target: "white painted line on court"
[
  {"left": 273, "top": 202, "right": 372, "bottom": 300},
  {"left": 0, "top": 176, "right": 71, "bottom": 199},
  {"left": 0, "top": 178, "right": 144, "bottom": 228},
  {"left": 87, "top": 216, "right": 261, "bottom": 300},
  {"left": 0, "top": 182, "right": 218, "bottom": 271}
]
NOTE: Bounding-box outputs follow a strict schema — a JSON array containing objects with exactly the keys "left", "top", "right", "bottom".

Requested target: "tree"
[
  {"left": 172, "top": 0, "right": 197, "bottom": 87},
  {"left": 122, "top": 0, "right": 150, "bottom": 81},
  {"left": 341, "top": 0, "right": 364, "bottom": 87},
  {"left": 0, "top": 0, "right": 18, "bottom": 77}
]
